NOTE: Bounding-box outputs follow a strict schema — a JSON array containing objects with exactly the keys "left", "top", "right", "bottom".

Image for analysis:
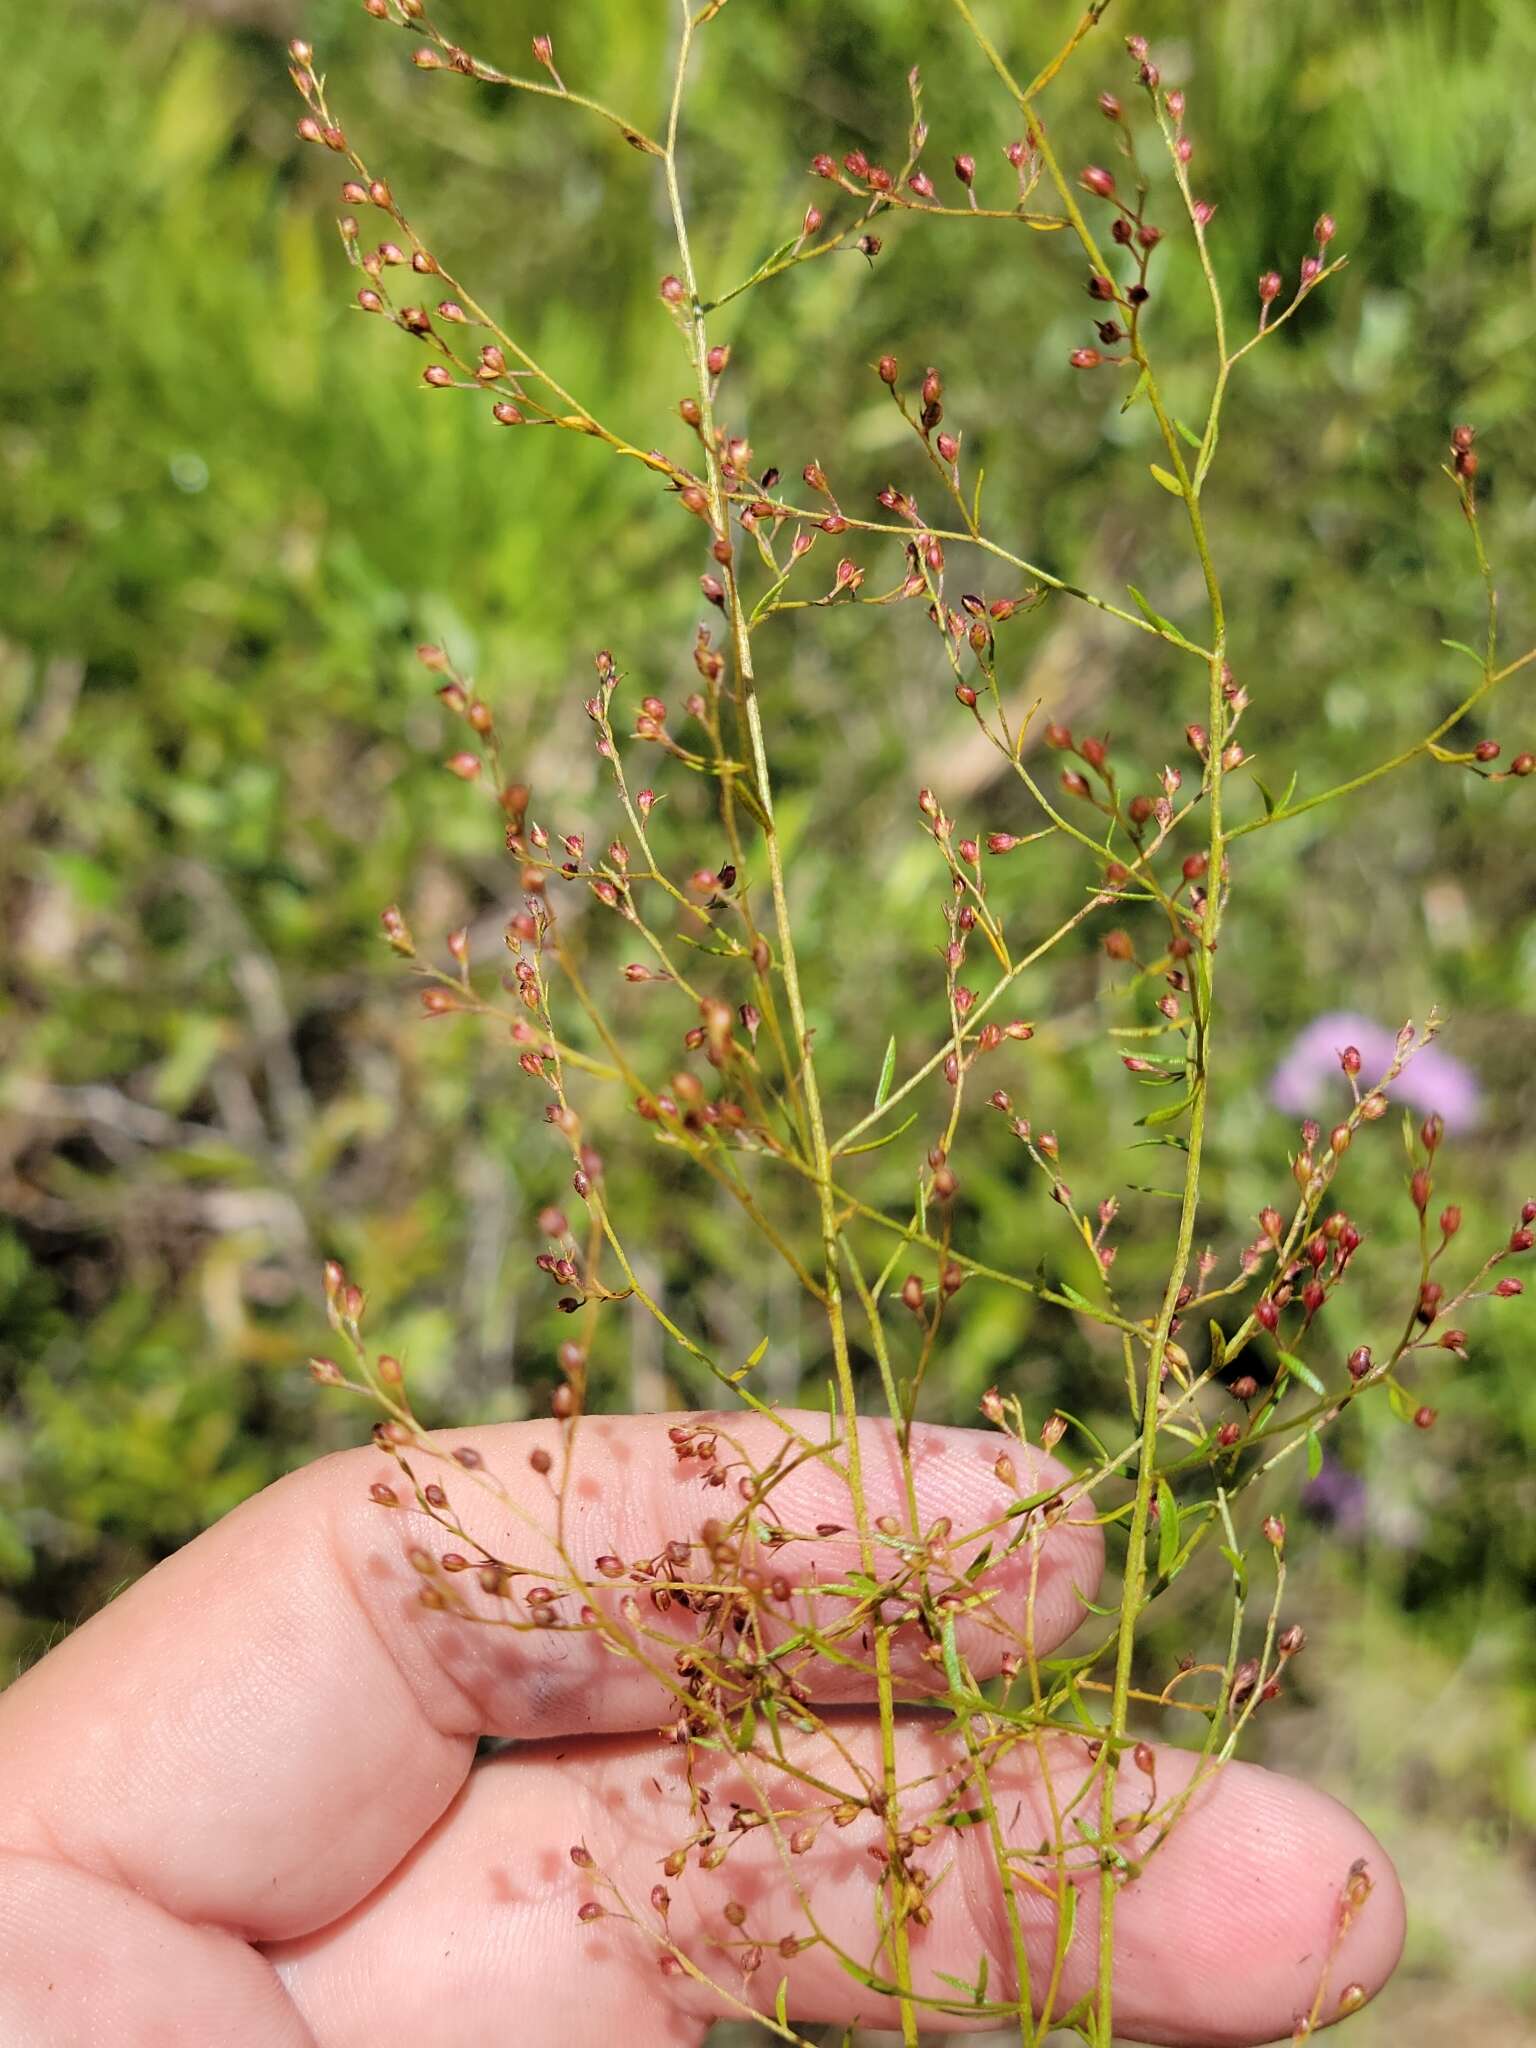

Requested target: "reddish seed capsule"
[
  {"left": 1347, "top": 1345, "right": 1373, "bottom": 1380},
  {"left": 529, "top": 1446, "right": 553, "bottom": 1475},
  {"left": 369, "top": 1481, "right": 398, "bottom": 1507},
  {"left": 1278, "top": 1624, "right": 1306, "bottom": 1657},
  {"left": 1181, "top": 852, "right": 1208, "bottom": 881},
  {"left": 1258, "top": 271, "right": 1283, "bottom": 304},
  {"left": 1413, "top": 1405, "right": 1436, "bottom": 1430},
  {"left": 1069, "top": 347, "right": 1103, "bottom": 370},
  {"left": 1314, "top": 213, "right": 1337, "bottom": 245},
  {"left": 1263, "top": 1514, "right": 1285, "bottom": 1547},
  {"left": 1216, "top": 1421, "right": 1241, "bottom": 1448},
  {"left": 953, "top": 153, "right": 975, "bottom": 187},
  {"left": 877, "top": 353, "right": 898, "bottom": 385},
  {"left": 1496, "top": 1276, "right": 1524, "bottom": 1296},
  {"left": 1080, "top": 165, "right": 1116, "bottom": 198},
  {"left": 1256, "top": 1298, "right": 1279, "bottom": 1331},
  {"left": 1512, "top": 753, "right": 1534, "bottom": 776},
  {"left": 1132, "top": 1741, "right": 1156, "bottom": 1776},
  {"left": 1098, "top": 92, "right": 1122, "bottom": 121},
  {"left": 1510, "top": 1227, "right": 1534, "bottom": 1252},
  {"left": 1475, "top": 740, "right": 1500, "bottom": 762}
]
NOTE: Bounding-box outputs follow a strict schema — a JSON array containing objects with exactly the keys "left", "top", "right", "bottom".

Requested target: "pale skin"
[{"left": 0, "top": 1412, "right": 1403, "bottom": 2046}]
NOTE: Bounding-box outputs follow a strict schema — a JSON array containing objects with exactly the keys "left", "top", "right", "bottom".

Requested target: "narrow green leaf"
[
  {"left": 1054, "top": 1408, "right": 1111, "bottom": 1462},
  {"left": 1172, "top": 415, "right": 1204, "bottom": 451},
  {"left": 1219, "top": 1543, "right": 1249, "bottom": 1598},
  {"left": 1056, "top": 1874, "right": 1078, "bottom": 1959},
  {"left": 735, "top": 1700, "right": 757, "bottom": 1751},
  {"left": 1149, "top": 462, "right": 1183, "bottom": 497},
  {"left": 1208, "top": 1321, "right": 1228, "bottom": 1376},
  {"left": 1306, "top": 1427, "right": 1323, "bottom": 1479},
  {"left": 1138, "top": 1089, "right": 1196, "bottom": 1128},
  {"left": 1277, "top": 1350, "right": 1326, "bottom": 1395},
  {"left": 874, "top": 1034, "right": 896, "bottom": 1108},
  {"left": 774, "top": 1976, "right": 790, "bottom": 2026},
  {"left": 840, "top": 1111, "right": 918, "bottom": 1157},
  {"left": 1126, "top": 583, "right": 1179, "bottom": 636},
  {"left": 1386, "top": 1377, "right": 1419, "bottom": 1423},
  {"left": 941, "top": 1613, "right": 966, "bottom": 1699},
  {"left": 727, "top": 1335, "right": 770, "bottom": 1384},
  {"left": 1156, "top": 1477, "right": 1179, "bottom": 1580},
  {"left": 1120, "top": 365, "right": 1150, "bottom": 414},
  {"left": 1441, "top": 637, "right": 1484, "bottom": 665}
]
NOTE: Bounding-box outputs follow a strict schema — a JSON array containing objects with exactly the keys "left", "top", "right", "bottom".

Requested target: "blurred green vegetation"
[{"left": 3, "top": 0, "right": 1535, "bottom": 2036}]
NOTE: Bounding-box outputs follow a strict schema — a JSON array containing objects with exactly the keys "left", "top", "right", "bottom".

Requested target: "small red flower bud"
[
  {"left": 1098, "top": 91, "right": 1122, "bottom": 120},
  {"left": 1413, "top": 1405, "right": 1436, "bottom": 1430},
  {"left": 1216, "top": 1421, "right": 1241, "bottom": 1448},
  {"left": 1511, "top": 752, "right": 1534, "bottom": 776},
  {"left": 1510, "top": 1227, "right": 1534, "bottom": 1252},
  {"left": 1080, "top": 165, "right": 1116, "bottom": 198},
  {"left": 1314, "top": 213, "right": 1337, "bottom": 245},
  {"left": 1496, "top": 1276, "right": 1524, "bottom": 1296},
  {"left": 877, "top": 354, "right": 899, "bottom": 385},
  {"left": 658, "top": 274, "right": 686, "bottom": 304},
  {"left": 1301, "top": 1279, "right": 1325, "bottom": 1314},
  {"left": 1263, "top": 1514, "right": 1286, "bottom": 1547},
  {"left": 1258, "top": 271, "right": 1283, "bottom": 304},
  {"left": 1181, "top": 851, "right": 1208, "bottom": 881},
  {"left": 1438, "top": 1329, "right": 1469, "bottom": 1355},
  {"left": 1062, "top": 769, "right": 1091, "bottom": 798},
  {"left": 1256, "top": 1298, "right": 1279, "bottom": 1331},
  {"left": 1450, "top": 423, "right": 1476, "bottom": 452},
  {"left": 1347, "top": 1345, "right": 1372, "bottom": 1380},
  {"left": 1069, "top": 347, "right": 1103, "bottom": 370},
  {"left": 953, "top": 153, "right": 975, "bottom": 186},
  {"left": 445, "top": 751, "right": 481, "bottom": 779}
]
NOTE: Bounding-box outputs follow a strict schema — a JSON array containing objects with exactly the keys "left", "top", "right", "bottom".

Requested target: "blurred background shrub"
[{"left": 2, "top": 0, "right": 1534, "bottom": 2037}]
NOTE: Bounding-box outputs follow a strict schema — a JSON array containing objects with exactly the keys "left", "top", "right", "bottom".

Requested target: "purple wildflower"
[
  {"left": 1300, "top": 1459, "right": 1368, "bottom": 1537},
  {"left": 1268, "top": 1012, "right": 1481, "bottom": 1130}
]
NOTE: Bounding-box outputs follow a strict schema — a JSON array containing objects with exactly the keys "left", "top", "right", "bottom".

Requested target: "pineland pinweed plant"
[{"left": 288, "top": 5, "right": 1531, "bottom": 2042}]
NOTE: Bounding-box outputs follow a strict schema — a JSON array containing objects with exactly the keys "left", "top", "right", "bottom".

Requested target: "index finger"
[{"left": 0, "top": 1409, "right": 1101, "bottom": 1948}]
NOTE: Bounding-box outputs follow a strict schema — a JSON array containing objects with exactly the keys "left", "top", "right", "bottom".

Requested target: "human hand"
[{"left": 0, "top": 1412, "right": 1402, "bottom": 2045}]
